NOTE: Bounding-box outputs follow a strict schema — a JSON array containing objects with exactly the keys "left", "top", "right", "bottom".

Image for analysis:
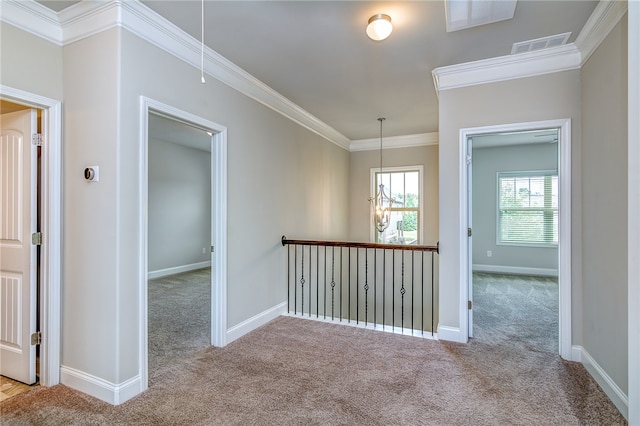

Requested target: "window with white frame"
[
  {"left": 497, "top": 171, "right": 558, "bottom": 246},
  {"left": 371, "top": 167, "right": 422, "bottom": 245}
]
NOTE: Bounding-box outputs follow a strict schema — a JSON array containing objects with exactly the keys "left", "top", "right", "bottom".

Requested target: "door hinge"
[
  {"left": 468, "top": 300, "right": 473, "bottom": 310},
  {"left": 466, "top": 154, "right": 472, "bottom": 165},
  {"left": 211, "top": 246, "right": 214, "bottom": 253},
  {"left": 468, "top": 228, "right": 472, "bottom": 237},
  {"left": 32, "top": 133, "right": 43, "bottom": 147},
  {"left": 31, "top": 331, "right": 42, "bottom": 346},
  {"left": 32, "top": 232, "right": 43, "bottom": 246}
]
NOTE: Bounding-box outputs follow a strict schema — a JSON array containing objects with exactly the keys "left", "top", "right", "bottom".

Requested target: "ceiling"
[
  {"left": 35, "top": 0, "right": 598, "bottom": 141},
  {"left": 149, "top": 113, "right": 212, "bottom": 152}
]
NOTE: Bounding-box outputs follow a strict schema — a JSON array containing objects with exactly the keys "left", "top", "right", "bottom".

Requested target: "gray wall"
[
  {"left": 581, "top": 14, "right": 628, "bottom": 395},
  {"left": 349, "top": 145, "right": 439, "bottom": 245},
  {"left": 117, "top": 29, "right": 349, "bottom": 381},
  {"left": 8, "top": 22, "right": 349, "bottom": 386},
  {"left": 472, "top": 143, "right": 558, "bottom": 273},
  {"left": 148, "top": 138, "right": 211, "bottom": 272},
  {"left": 63, "top": 28, "right": 123, "bottom": 381},
  {"left": 437, "top": 70, "right": 583, "bottom": 338},
  {"left": 0, "top": 23, "right": 64, "bottom": 101}
]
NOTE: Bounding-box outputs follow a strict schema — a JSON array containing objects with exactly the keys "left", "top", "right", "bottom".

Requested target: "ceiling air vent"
[{"left": 511, "top": 32, "right": 571, "bottom": 55}]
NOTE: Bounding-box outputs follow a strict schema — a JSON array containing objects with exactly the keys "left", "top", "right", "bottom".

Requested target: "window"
[
  {"left": 497, "top": 171, "right": 558, "bottom": 246},
  {"left": 371, "top": 167, "right": 422, "bottom": 245}
]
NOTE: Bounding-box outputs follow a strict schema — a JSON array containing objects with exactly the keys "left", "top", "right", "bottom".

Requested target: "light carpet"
[
  {"left": 1, "top": 270, "right": 625, "bottom": 424},
  {"left": 472, "top": 272, "right": 559, "bottom": 353}
]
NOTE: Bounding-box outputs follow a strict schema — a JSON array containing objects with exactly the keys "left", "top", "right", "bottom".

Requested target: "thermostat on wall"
[{"left": 84, "top": 166, "right": 99, "bottom": 182}]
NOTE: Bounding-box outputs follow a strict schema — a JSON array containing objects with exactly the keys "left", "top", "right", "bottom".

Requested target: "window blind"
[{"left": 498, "top": 172, "right": 558, "bottom": 245}]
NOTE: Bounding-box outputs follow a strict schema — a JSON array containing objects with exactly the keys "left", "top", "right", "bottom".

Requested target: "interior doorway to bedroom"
[
  {"left": 460, "top": 119, "right": 572, "bottom": 360},
  {"left": 469, "top": 129, "right": 559, "bottom": 353},
  {"left": 147, "top": 112, "right": 213, "bottom": 376},
  {"left": 140, "top": 97, "right": 228, "bottom": 392}
]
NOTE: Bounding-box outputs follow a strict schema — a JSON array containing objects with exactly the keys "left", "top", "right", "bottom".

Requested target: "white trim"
[
  {"left": 460, "top": 119, "right": 572, "bottom": 360},
  {"left": 571, "top": 345, "right": 582, "bottom": 363},
  {"left": 0, "top": 85, "right": 62, "bottom": 387},
  {"left": 226, "top": 302, "right": 288, "bottom": 344},
  {"left": 139, "top": 97, "right": 228, "bottom": 396},
  {"left": 577, "top": 346, "right": 629, "bottom": 420},
  {"left": 60, "top": 366, "right": 142, "bottom": 406},
  {"left": 147, "top": 261, "right": 211, "bottom": 280},
  {"left": 284, "top": 312, "right": 438, "bottom": 340},
  {"left": 0, "top": 0, "right": 62, "bottom": 44},
  {"left": 350, "top": 132, "right": 438, "bottom": 152},
  {"left": 0, "top": 0, "right": 350, "bottom": 150},
  {"left": 436, "top": 325, "right": 465, "bottom": 343},
  {"left": 210, "top": 127, "right": 228, "bottom": 348},
  {"left": 472, "top": 264, "right": 558, "bottom": 277},
  {"left": 432, "top": 44, "right": 581, "bottom": 93},
  {"left": 629, "top": 2, "right": 640, "bottom": 424},
  {"left": 432, "top": 0, "right": 628, "bottom": 93},
  {"left": 575, "top": 0, "right": 628, "bottom": 66}
]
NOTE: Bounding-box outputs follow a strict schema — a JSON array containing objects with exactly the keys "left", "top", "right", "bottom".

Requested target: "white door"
[{"left": 0, "top": 109, "right": 38, "bottom": 384}]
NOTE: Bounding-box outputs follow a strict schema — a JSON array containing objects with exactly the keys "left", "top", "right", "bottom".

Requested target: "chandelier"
[{"left": 369, "top": 118, "right": 395, "bottom": 234}]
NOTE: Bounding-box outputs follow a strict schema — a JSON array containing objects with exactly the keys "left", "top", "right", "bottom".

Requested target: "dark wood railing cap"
[{"left": 282, "top": 235, "right": 438, "bottom": 253}]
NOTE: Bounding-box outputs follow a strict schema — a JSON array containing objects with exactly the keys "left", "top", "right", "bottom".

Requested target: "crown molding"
[
  {"left": 58, "top": 0, "right": 122, "bottom": 45},
  {"left": 575, "top": 0, "right": 628, "bottom": 66},
  {"left": 1, "top": 0, "right": 351, "bottom": 150},
  {"left": 350, "top": 132, "right": 438, "bottom": 152},
  {"left": 432, "top": 0, "right": 628, "bottom": 93},
  {"left": 1, "top": 0, "right": 62, "bottom": 44},
  {"left": 432, "top": 43, "right": 581, "bottom": 93}
]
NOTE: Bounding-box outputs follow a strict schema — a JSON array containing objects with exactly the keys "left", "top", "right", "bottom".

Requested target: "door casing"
[
  {"left": 458, "top": 118, "right": 573, "bottom": 360},
  {"left": 1, "top": 85, "right": 63, "bottom": 387},
  {"left": 139, "top": 96, "right": 228, "bottom": 392},
  {"left": 0, "top": 108, "right": 37, "bottom": 384}
]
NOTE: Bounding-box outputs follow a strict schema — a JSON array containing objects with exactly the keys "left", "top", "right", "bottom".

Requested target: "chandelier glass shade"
[{"left": 369, "top": 118, "right": 395, "bottom": 234}]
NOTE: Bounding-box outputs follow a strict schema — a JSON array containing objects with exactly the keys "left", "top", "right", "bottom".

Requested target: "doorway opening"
[
  {"left": 0, "top": 86, "right": 62, "bottom": 390},
  {"left": 147, "top": 113, "right": 212, "bottom": 374},
  {"left": 139, "top": 97, "right": 227, "bottom": 391},
  {"left": 459, "top": 119, "right": 573, "bottom": 360}
]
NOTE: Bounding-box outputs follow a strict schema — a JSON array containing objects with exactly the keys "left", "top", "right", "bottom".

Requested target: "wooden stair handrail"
[{"left": 282, "top": 236, "right": 439, "bottom": 253}]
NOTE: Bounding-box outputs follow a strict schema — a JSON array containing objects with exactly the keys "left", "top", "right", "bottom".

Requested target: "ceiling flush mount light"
[
  {"left": 369, "top": 118, "right": 395, "bottom": 234},
  {"left": 366, "top": 14, "right": 393, "bottom": 41}
]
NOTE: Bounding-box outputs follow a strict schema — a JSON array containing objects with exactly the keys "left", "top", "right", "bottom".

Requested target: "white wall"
[
  {"left": 581, "top": 13, "right": 628, "bottom": 398},
  {"left": 148, "top": 138, "right": 211, "bottom": 273},
  {"left": 0, "top": 23, "right": 63, "bottom": 101},
  {"left": 472, "top": 143, "right": 558, "bottom": 274},
  {"left": 437, "top": 70, "right": 582, "bottom": 340}
]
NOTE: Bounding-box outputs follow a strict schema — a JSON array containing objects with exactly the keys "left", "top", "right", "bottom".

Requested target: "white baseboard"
[
  {"left": 283, "top": 312, "right": 438, "bottom": 340},
  {"left": 575, "top": 346, "right": 628, "bottom": 420},
  {"left": 437, "top": 325, "right": 467, "bottom": 343},
  {"left": 472, "top": 264, "right": 558, "bottom": 277},
  {"left": 571, "top": 345, "right": 583, "bottom": 362},
  {"left": 60, "top": 366, "right": 142, "bottom": 405},
  {"left": 226, "top": 301, "right": 287, "bottom": 345},
  {"left": 148, "top": 261, "right": 211, "bottom": 280}
]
